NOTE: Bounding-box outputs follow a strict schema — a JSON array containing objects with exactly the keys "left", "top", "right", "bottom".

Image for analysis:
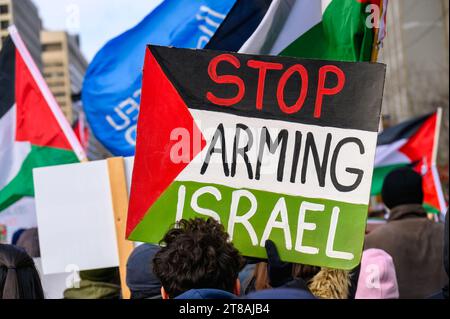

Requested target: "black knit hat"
[
  {"left": 126, "top": 244, "right": 161, "bottom": 299},
  {"left": 381, "top": 167, "right": 424, "bottom": 209}
]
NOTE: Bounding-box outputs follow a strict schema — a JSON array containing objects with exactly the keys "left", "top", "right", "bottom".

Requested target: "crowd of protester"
[{"left": 0, "top": 167, "right": 448, "bottom": 299}]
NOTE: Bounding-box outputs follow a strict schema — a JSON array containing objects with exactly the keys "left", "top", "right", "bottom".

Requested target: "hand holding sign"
[
  {"left": 127, "top": 46, "right": 386, "bottom": 270},
  {"left": 265, "top": 240, "right": 293, "bottom": 288}
]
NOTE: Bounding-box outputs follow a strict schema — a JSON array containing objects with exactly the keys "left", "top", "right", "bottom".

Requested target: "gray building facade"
[
  {"left": 380, "top": 0, "right": 449, "bottom": 164},
  {"left": 0, "top": 0, "right": 42, "bottom": 69}
]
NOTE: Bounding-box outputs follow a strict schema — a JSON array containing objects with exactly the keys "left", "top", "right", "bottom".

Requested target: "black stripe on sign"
[
  {"left": 377, "top": 113, "right": 432, "bottom": 146},
  {"left": 148, "top": 45, "right": 386, "bottom": 132},
  {"left": 0, "top": 36, "right": 15, "bottom": 119}
]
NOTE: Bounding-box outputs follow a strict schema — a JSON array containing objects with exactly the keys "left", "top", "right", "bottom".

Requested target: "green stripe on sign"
[
  {"left": 129, "top": 181, "right": 369, "bottom": 270},
  {"left": 280, "top": 0, "right": 373, "bottom": 61},
  {"left": 0, "top": 145, "right": 78, "bottom": 211},
  {"left": 371, "top": 164, "right": 407, "bottom": 196}
]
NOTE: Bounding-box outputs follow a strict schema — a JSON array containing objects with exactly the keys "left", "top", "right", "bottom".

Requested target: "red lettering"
[
  {"left": 277, "top": 65, "right": 309, "bottom": 114},
  {"left": 315, "top": 65, "right": 346, "bottom": 118},
  {"left": 206, "top": 54, "right": 245, "bottom": 107},
  {"left": 247, "top": 60, "right": 283, "bottom": 110}
]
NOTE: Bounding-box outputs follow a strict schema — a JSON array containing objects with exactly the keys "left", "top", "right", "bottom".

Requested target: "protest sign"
[
  {"left": 34, "top": 160, "right": 119, "bottom": 275},
  {"left": 127, "top": 46, "right": 386, "bottom": 269},
  {"left": 34, "top": 258, "right": 70, "bottom": 299},
  {"left": 33, "top": 157, "right": 136, "bottom": 298}
]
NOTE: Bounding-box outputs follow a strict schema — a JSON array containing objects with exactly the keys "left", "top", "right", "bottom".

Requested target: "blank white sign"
[
  {"left": 34, "top": 258, "right": 70, "bottom": 299},
  {"left": 124, "top": 156, "right": 135, "bottom": 194},
  {"left": 34, "top": 160, "right": 119, "bottom": 275}
]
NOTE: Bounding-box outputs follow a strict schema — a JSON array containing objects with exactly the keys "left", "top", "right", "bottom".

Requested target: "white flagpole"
[
  {"left": 431, "top": 108, "right": 447, "bottom": 216},
  {"left": 8, "top": 25, "right": 87, "bottom": 162},
  {"left": 432, "top": 108, "right": 442, "bottom": 165}
]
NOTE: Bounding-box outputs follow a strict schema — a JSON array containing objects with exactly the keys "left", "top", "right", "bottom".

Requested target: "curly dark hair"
[{"left": 153, "top": 218, "right": 245, "bottom": 298}]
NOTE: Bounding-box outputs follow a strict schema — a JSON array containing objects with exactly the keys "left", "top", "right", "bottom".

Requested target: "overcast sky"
[{"left": 34, "top": 0, "right": 162, "bottom": 62}]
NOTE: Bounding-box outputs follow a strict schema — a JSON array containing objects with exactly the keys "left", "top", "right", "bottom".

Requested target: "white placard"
[
  {"left": 33, "top": 160, "right": 119, "bottom": 275},
  {"left": 34, "top": 258, "right": 71, "bottom": 299},
  {"left": 124, "top": 156, "right": 135, "bottom": 194}
]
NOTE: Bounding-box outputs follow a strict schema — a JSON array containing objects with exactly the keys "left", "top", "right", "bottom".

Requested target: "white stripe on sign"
[
  {"left": 0, "top": 105, "right": 32, "bottom": 189},
  {"left": 175, "top": 109, "right": 377, "bottom": 205}
]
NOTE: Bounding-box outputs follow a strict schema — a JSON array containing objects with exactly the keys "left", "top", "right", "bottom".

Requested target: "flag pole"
[
  {"left": 107, "top": 157, "right": 134, "bottom": 299},
  {"left": 8, "top": 25, "right": 88, "bottom": 162},
  {"left": 432, "top": 107, "right": 442, "bottom": 165},
  {"left": 370, "top": 0, "right": 383, "bottom": 63},
  {"left": 431, "top": 108, "right": 447, "bottom": 216}
]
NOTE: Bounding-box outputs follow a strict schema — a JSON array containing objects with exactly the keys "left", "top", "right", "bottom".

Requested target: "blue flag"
[{"left": 82, "top": 0, "right": 237, "bottom": 156}]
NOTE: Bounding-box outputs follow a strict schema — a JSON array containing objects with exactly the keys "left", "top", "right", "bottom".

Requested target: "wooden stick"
[
  {"left": 432, "top": 107, "right": 443, "bottom": 165},
  {"left": 370, "top": 1, "right": 383, "bottom": 63},
  {"left": 107, "top": 157, "right": 134, "bottom": 299}
]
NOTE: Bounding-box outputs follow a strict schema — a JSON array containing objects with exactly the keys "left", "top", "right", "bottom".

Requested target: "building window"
[
  {"left": 44, "top": 71, "right": 65, "bottom": 78},
  {"left": 54, "top": 92, "right": 66, "bottom": 98},
  {"left": 49, "top": 82, "right": 65, "bottom": 88},
  {"left": 43, "top": 43, "right": 63, "bottom": 52},
  {"left": 0, "top": 5, "right": 8, "bottom": 14},
  {"left": 1, "top": 20, "right": 9, "bottom": 29},
  {"left": 46, "top": 62, "right": 64, "bottom": 67}
]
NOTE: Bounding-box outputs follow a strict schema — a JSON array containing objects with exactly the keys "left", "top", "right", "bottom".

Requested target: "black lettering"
[
  {"left": 290, "top": 131, "right": 303, "bottom": 183},
  {"left": 301, "top": 133, "right": 332, "bottom": 187},
  {"left": 331, "top": 137, "right": 365, "bottom": 192},
  {"left": 201, "top": 124, "right": 230, "bottom": 177},
  {"left": 255, "top": 127, "right": 288, "bottom": 182},
  {"left": 231, "top": 124, "right": 254, "bottom": 179}
]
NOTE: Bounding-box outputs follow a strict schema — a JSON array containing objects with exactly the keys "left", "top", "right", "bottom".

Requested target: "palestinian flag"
[
  {"left": 0, "top": 26, "right": 86, "bottom": 212},
  {"left": 371, "top": 111, "right": 447, "bottom": 214},
  {"left": 239, "top": 0, "right": 388, "bottom": 62},
  {"left": 73, "top": 112, "right": 90, "bottom": 152},
  {"left": 127, "top": 46, "right": 386, "bottom": 269}
]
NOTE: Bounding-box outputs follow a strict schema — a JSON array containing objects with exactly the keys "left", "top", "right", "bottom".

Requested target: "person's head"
[
  {"left": 16, "top": 228, "right": 40, "bottom": 258},
  {"left": 126, "top": 244, "right": 161, "bottom": 299},
  {"left": 153, "top": 218, "right": 245, "bottom": 299},
  {"left": 292, "top": 264, "right": 321, "bottom": 283},
  {"left": 308, "top": 268, "right": 351, "bottom": 299},
  {"left": 0, "top": 244, "right": 44, "bottom": 299},
  {"left": 382, "top": 167, "right": 424, "bottom": 209},
  {"left": 355, "top": 249, "right": 399, "bottom": 299},
  {"left": 11, "top": 229, "right": 26, "bottom": 246}
]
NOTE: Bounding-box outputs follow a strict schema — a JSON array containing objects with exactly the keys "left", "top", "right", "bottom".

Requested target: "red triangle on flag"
[{"left": 126, "top": 47, "right": 206, "bottom": 237}]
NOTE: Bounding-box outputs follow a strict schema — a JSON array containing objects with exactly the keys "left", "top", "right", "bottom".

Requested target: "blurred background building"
[
  {"left": 0, "top": 0, "right": 111, "bottom": 160},
  {"left": 40, "top": 30, "right": 111, "bottom": 160},
  {"left": 41, "top": 31, "right": 87, "bottom": 124},
  {"left": 40, "top": 31, "right": 111, "bottom": 160},
  {"left": 381, "top": 0, "right": 449, "bottom": 167},
  {"left": 0, "top": 0, "right": 42, "bottom": 69}
]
